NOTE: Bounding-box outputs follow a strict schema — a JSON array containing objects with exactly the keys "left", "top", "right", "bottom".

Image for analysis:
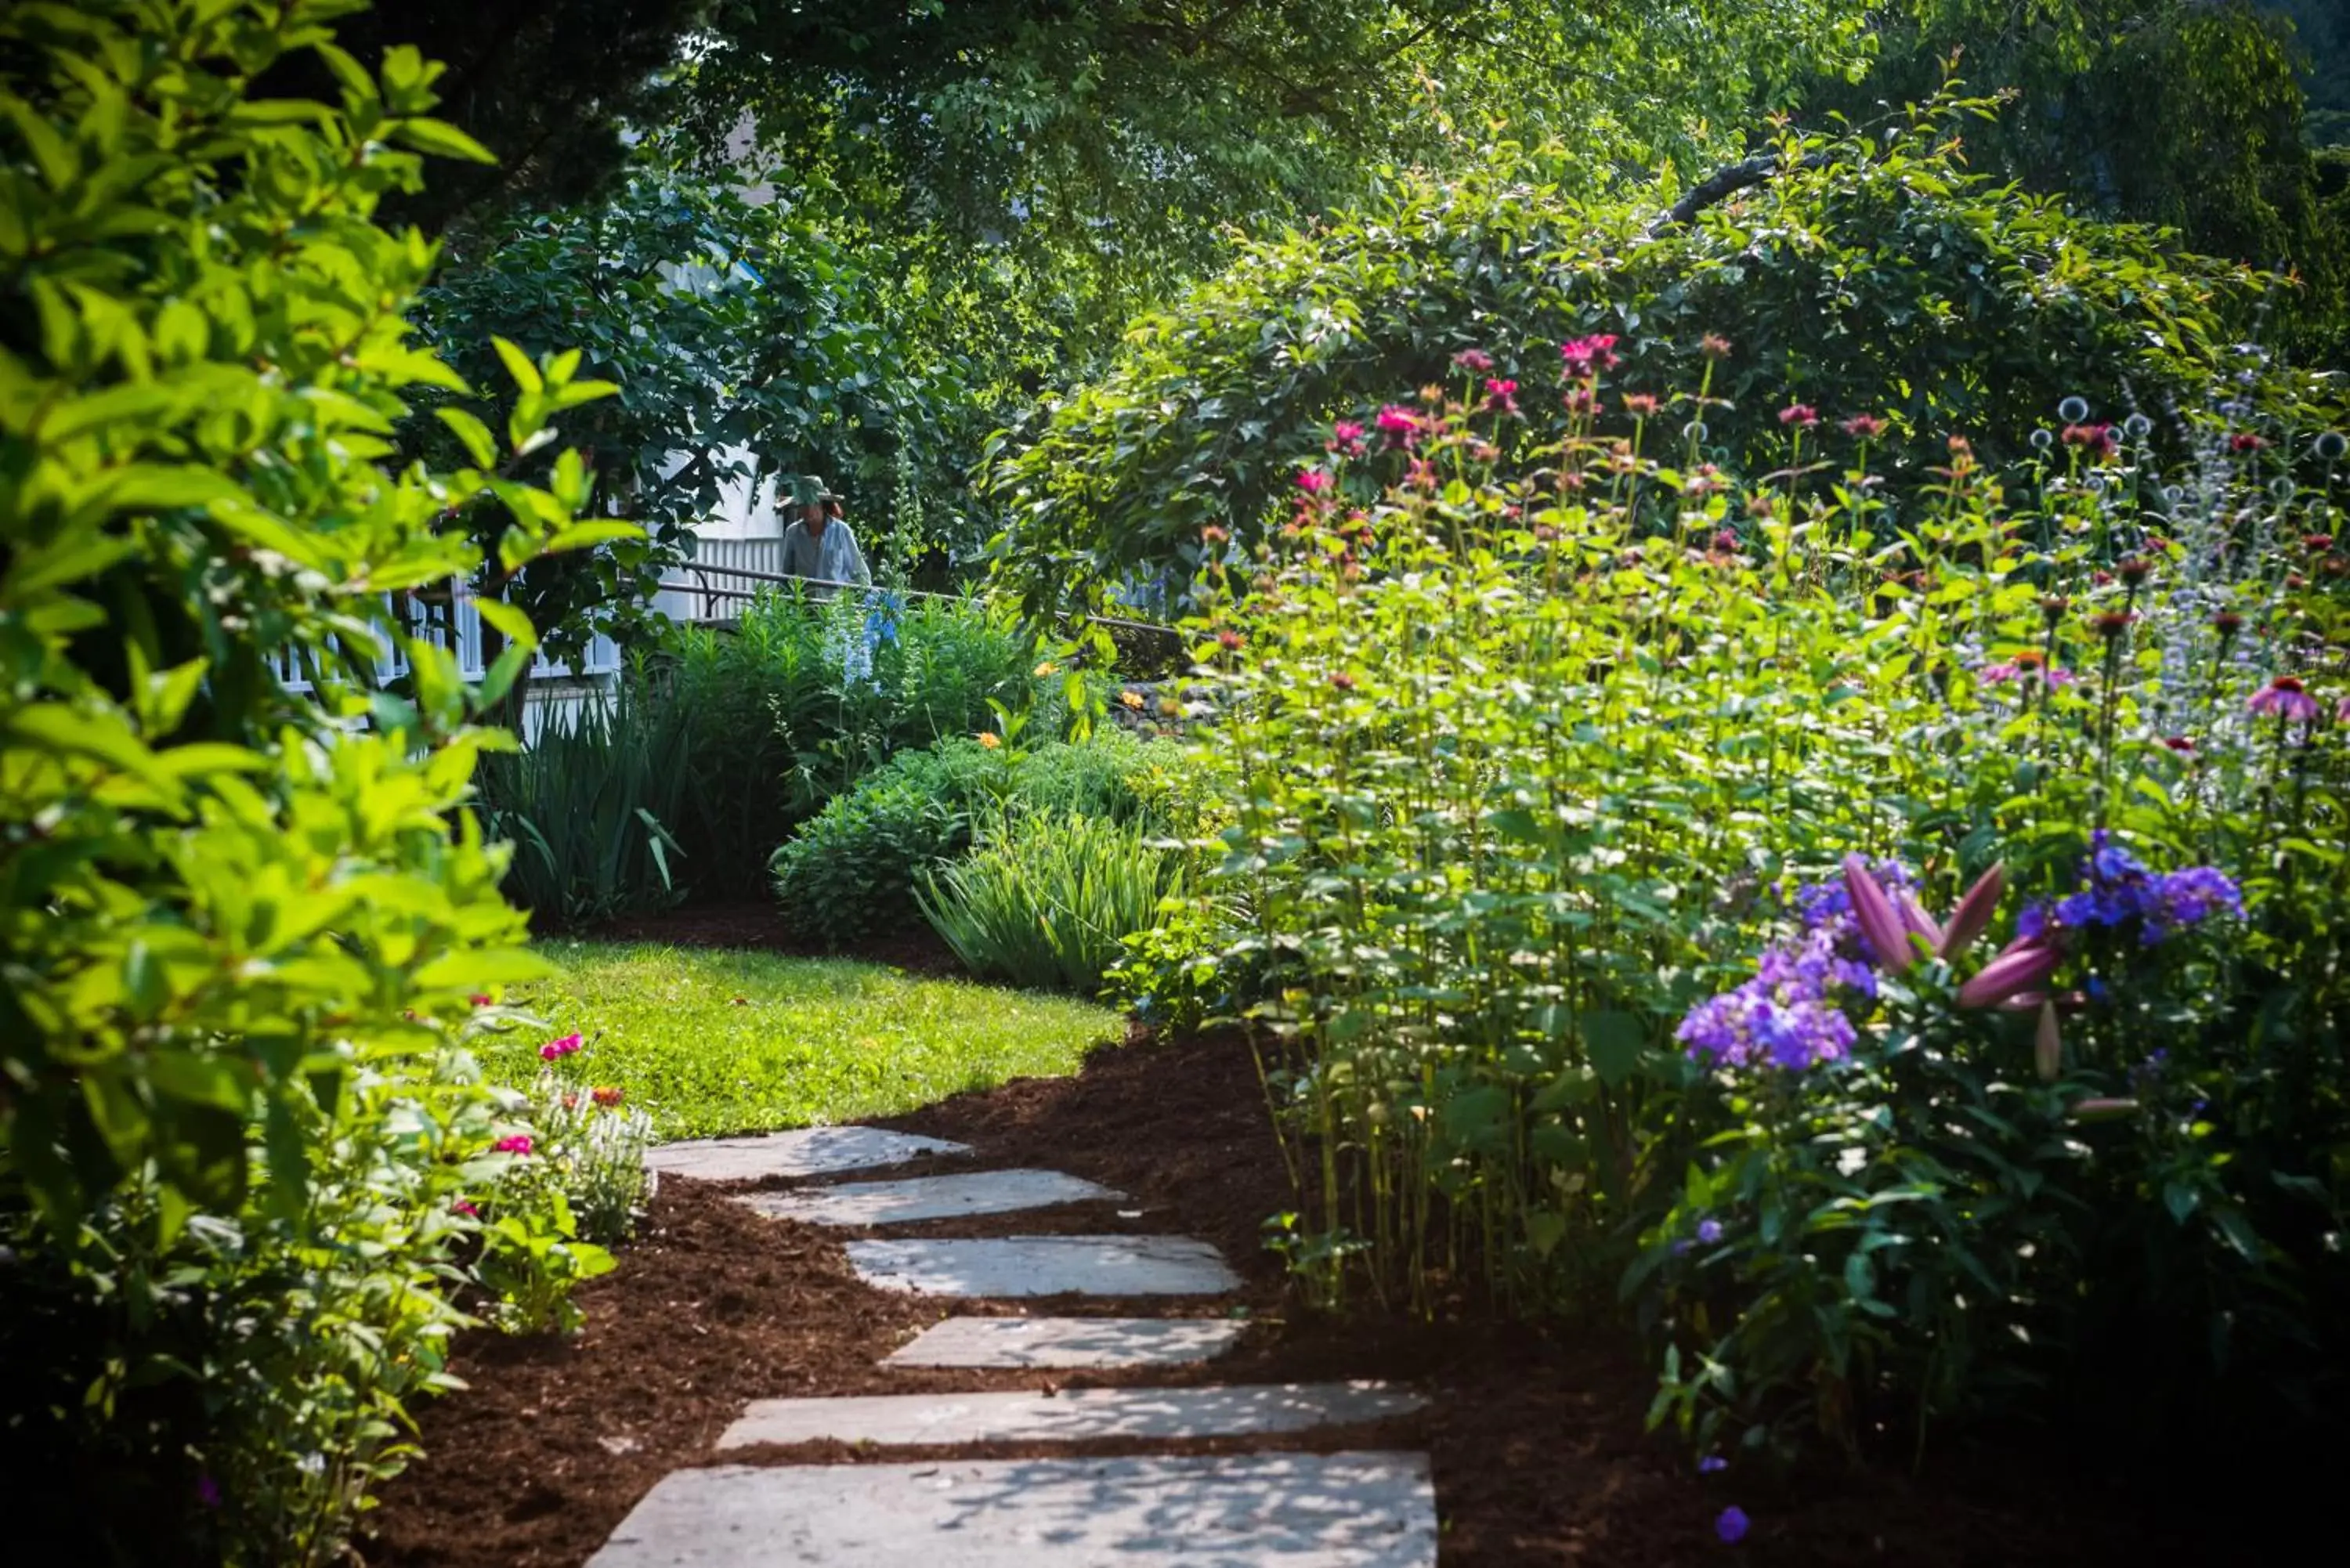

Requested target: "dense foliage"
[
  {"left": 772, "top": 729, "right": 1170, "bottom": 945},
  {"left": 990, "top": 97, "right": 2298, "bottom": 625},
  {"left": 0, "top": 2, "right": 619, "bottom": 1556},
  {"left": 1813, "top": 2, "right": 2349, "bottom": 360},
  {"left": 1136, "top": 320, "right": 2348, "bottom": 1470},
  {"left": 476, "top": 590, "right": 1079, "bottom": 917},
  {"left": 674, "top": 1, "right": 1871, "bottom": 373}
]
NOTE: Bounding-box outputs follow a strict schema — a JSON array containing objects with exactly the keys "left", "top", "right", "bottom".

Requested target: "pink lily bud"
[
  {"left": 1956, "top": 935, "right": 2063, "bottom": 1010},
  {"left": 1935, "top": 863, "right": 2005, "bottom": 960},
  {"left": 1995, "top": 989, "right": 2051, "bottom": 1013},
  {"left": 1843, "top": 855, "right": 1915, "bottom": 974},
  {"left": 1895, "top": 891, "right": 1942, "bottom": 948},
  {"left": 2034, "top": 1001, "right": 2062, "bottom": 1082}
]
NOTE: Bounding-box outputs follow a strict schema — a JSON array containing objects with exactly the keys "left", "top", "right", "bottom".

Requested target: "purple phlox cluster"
[
  {"left": 1676, "top": 920, "right": 1866, "bottom": 1072},
  {"left": 2016, "top": 832, "right": 2243, "bottom": 947},
  {"left": 1679, "top": 865, "right": 1914, "bottom": 1071}
]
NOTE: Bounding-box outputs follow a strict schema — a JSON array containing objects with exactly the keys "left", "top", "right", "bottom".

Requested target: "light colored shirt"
[{"left": 779, "top": 517, "right": 871, "bottom": 597}]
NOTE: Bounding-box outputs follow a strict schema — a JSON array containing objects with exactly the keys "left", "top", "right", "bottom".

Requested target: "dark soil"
[
  {"left": 362, "top": 939, "right": 2277, "bottom": 1566},
  {"left": 584, "top": 900, "right": 961, "bottom": 974}
]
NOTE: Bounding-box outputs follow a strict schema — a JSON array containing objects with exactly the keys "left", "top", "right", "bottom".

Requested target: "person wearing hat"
[{"left": 778, "top": 474, "right": 870, "bottom": 598}]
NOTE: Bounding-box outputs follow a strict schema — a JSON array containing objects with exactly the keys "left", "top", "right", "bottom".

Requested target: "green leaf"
[
  {"left": 435, "top": 406, "right": 498, "bottom": 468},
  {"left": 394, "top": 117, "right": 497, "bottom": 164},
  {"left": 1583, "top": 1010, "right": 1644, "bottom": 1086},
  {"left": 491, "top": 336, "right": 543, "bottom": 396}
]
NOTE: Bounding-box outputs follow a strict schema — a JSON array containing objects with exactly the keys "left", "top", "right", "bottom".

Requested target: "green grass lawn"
[{"left": 485, "top": 941, "right": 1123, "bottom": 1140}]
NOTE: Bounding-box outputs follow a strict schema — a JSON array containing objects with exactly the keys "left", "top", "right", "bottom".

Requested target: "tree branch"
[{"left": 1644, "top": 148, "right": 1832, "bottom": 237}]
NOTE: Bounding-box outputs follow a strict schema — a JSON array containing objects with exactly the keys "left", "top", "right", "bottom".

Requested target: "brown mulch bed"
[{"left": 363, "top": 930, "right": 2276, "bottom": 1565}]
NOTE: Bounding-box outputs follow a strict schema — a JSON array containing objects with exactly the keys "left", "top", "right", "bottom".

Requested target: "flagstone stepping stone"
[
  {"left": 883, "top": 1315, "right": 1246, "bottom": 1370},
  {"left": 719, "top": 1380, "right": 1425, "bottom": 1449},
  {"left": 736, "top": 1169, "right": 1121, "bottom": 1227},
  {"left": 584, "top": 1452, "right": 1437, "bottom": 1566},
  {"left": 645, "top": 1127, "right": 967, "bottom": 1183},
  {"left": 847, "top": 1236, "right": 1241, "bottom": 1298}
]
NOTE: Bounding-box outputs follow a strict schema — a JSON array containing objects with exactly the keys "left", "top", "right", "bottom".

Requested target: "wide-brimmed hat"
[{"left": 789, "top": 474, "right": 841, "bottom": 507}]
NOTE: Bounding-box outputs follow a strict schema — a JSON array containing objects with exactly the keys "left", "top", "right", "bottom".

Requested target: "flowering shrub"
[
  {"left": 1157, "top": 313, "right": 2350, "bottom": 1466},
  {"left": 519, "top": 1035, "right": 656, "bottom": 1248}
]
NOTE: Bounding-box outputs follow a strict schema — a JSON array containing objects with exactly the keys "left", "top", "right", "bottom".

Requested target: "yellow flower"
[
  {"left": 1034, "top": 661, "right": 1058, "bottom": 677},
  {"left": 1119, "top": 690, "right": 1145, "bottom": 710},
  {"left": 978, "top": 732, "right": 1001, "bottom": 749}
]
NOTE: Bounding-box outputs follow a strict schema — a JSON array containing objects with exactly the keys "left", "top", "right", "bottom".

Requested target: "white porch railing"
[{"left": 267, "top": 585, "right": 620, "bottom": 693}]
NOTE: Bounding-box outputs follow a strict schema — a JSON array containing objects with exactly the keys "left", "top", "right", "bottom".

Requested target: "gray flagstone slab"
[
  {"left": 718, "top": 1381, "right": 1424, "bottom": 1449},
  {"left": 846, "top": 1235, "right": 1241, "bottom": 1299},
  {"left": 584, "top": 1452, "right": 1437, "bottom": 1566},
  {"left": 735, "top": 1169, "right": 1121, "bottom": 1227},
  {"left": 644, "top": 1126, "right": 967, "bottom": 1183},
  {"left": 883, "top": 1315, "right": 1246, "bottom": 1370}
]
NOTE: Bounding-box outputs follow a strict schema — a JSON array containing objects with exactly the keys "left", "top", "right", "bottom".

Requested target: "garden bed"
[{"left": 361, "top": 1025, "right": 2243, "bottom": 1567}]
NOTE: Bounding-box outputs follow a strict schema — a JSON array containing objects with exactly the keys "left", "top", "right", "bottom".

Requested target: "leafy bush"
[
  {"left": 990, "top": 89, "right": 2316, "bottom": 625},
  {"left": 475, "top": 676, "right": 689, "bottom": 926},
  {"left": 656, "top": 587, "right": 1086, "bottom": 900},
  {"left": 0, "top": 2, "right": 619, "bottom": 1558},
  {"left": 1158, "top": 327, "right": 2348, "bottom": 1470},
  {"left": 917, "top": 813, "right": 1188, "bottom": 993},
  {"left": 771, "top": 729, "right": 1169, "bottom": 942}
]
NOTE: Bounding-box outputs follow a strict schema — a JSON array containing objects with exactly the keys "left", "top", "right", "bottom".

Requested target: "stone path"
[{"left": 591, "top": 1123, "right": 1437, "bottom": 1565}]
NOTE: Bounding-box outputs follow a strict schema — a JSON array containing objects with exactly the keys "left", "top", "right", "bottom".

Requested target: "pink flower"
[
  {"left": 1375, "top": 404, "right": 1420, "bottom": 447},
  {"left": 2249, "top": 676, "right": 2319, "bottom": 722},
  {"left": 1296, "top": 468, "right": 1332, "bottom": 494},
  {"left": 1778, "top": 403, "right": 1819, "bottom": 429},
  {"left": 468, "top": 992, "right": 494, "bottom": 1007},
  {"left": 1483, "top": 377, "right": 1519, "bottom": 412},
  {"left": 1452, "top": 348, "right": 1495, "bottom": 372},
  {"left": 452, "top": 1199, "right": 480, "bottom": 1219},
  {"left": 540, "top": 1032, "right": 584, "bottom": 1061},
  {"left": 1840, "top": 414, "right": 1885, "bottom": 439},
  {"left": 493, "top": 1135, "right": 534, "bottom": 1157},
  {"left": 1330, "top": 420, "right": 1366, "bottom": 456},
  {"left": 1560, "top": 333, "right": 1621, "bottom": 372}
]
